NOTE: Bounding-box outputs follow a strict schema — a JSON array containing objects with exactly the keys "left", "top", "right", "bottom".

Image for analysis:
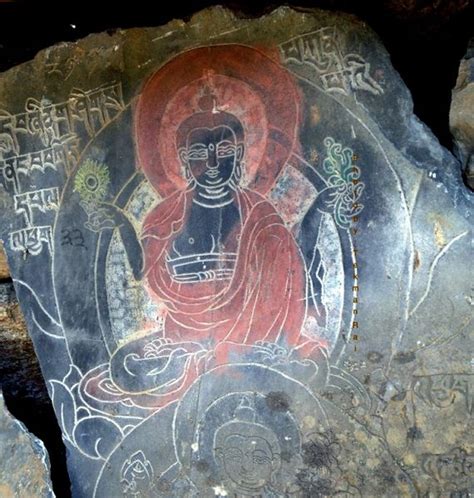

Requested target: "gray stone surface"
[
  {"left": 0, "top": 281, "right": 49, "bottom": 407},
  {"left": 0, "top": 6, "right": 472, "bottom": 497},
  {"left": 0, "top": 390, "right": 54, "bottom": 497},
  {"left": 0, "top": 243, "right": 9, "bottom": 279},
  {"left": 451, "top": 38, "right": 474, "bottom": 189}
]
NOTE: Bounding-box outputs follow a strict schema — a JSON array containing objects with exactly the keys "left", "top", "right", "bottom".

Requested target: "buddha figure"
[{"left": 84, "top": 85, "right": 323, "bottom": 409}]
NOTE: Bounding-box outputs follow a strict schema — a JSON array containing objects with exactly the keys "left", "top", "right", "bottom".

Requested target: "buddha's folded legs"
[{"left": 109, "top": 333, "right": 206, "bottom": 393}]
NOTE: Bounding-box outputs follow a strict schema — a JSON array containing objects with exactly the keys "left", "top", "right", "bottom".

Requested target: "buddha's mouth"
[
  {"left": 234, "top": 478, "right": 265, "bottom": 492},
  {"left": 205, "top": 169, "right": 220, "bottom": 178}
]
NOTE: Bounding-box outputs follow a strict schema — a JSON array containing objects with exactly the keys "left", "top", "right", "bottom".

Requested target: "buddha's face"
[
  {"left": 216, "top": 434, "right": 279, "bottom": 495},
  {"left": 179, "top": 125, "right": 244, "bottom": 190},
  {"left": 121, "top": 450, "right": 153, "bottom": 495}
]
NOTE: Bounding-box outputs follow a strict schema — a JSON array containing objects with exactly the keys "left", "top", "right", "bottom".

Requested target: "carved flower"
[
  {"left": 318, "top": 137, "right": 364, "bottom": 229},
  {"left": 74, "top": 159, "right": 110, "bottom": 204}
]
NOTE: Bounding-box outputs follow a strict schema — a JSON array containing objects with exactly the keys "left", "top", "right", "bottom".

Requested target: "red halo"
[{"left": 135, "top": 44, "right": 301, "bottom": 197}]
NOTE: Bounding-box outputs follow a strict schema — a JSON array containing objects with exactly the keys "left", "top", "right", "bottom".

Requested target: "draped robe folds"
[
  {"left": 142, "top": 187, "right": 307, "bottom": 348},
  {"left": 81, "top": 187, "right": 323, "bottom": 411}
]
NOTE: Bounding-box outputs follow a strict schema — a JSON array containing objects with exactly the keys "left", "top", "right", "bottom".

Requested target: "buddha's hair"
[
  {"left": 176, "top": 89, "right": 244, "bottom": 148},
  {"left": 213, "top": 397, "right": 281, "bottom": 456},
  {"left": 214, "top": 421, "right": 281, "bottom": 456}
]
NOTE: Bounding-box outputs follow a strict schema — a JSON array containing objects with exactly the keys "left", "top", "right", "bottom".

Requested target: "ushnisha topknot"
[{"left": 176, "top": 87, "right": 245, "bottom": 150}]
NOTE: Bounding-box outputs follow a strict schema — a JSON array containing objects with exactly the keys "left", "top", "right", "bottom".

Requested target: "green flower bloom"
[{"left": 74, "top": 159, "right": 110, "bottom": 204}]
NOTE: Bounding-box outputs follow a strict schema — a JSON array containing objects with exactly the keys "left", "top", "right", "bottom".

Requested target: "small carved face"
[
  {"left": 179, "top": 125, "right": 243, "bottom": 190},
  {"left": 216, "top": 434, "right": 280, "bottom": 494},
  {"left": 121, "top": 451, "right": 153, "bottom": 496}
]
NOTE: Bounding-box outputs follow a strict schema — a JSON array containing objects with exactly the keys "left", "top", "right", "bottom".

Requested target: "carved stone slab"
[
  {"left": 451, "top": 38, "right": 474, "bottom": 190},
  {"left": 0, "top": 7, "right": 472, "bottom": 497}
]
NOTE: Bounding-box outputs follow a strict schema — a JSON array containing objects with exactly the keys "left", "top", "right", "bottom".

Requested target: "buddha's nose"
[
  {"left": 207, "top": 145, "right": 218, "bottom": 169},
  {"left": 241, "top": 457, "right": 253, "bottom": 473}
]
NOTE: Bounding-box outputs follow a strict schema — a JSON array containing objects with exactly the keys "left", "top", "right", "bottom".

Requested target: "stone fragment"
[
  {"left": 450, "top": 38, "right": 474, "bottom": 189},
  {"left": 0, "top": 281, "right": 50, "bottom": 411},
  {"left": 0, "top": 6, "right": 472, "bottom": 497},
  {"left": 0, "top": 243, "right": 9, "bottom": 280},
  {"left": 0, "top": 390, "right": 54, "bottom": 497}
]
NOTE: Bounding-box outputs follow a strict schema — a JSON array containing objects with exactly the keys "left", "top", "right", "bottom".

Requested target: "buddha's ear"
[
  {"left": 178, "top": 147, "right": 188, "bottom": 165},
  {"left": 236, "top": 143, "right": 244, "bottom": 161},
  {"left": 214, "top": 447, "right": 224, "bottom": 465},
  {"left": 272, "top": 453, "right": 281, "bottom": 471}
]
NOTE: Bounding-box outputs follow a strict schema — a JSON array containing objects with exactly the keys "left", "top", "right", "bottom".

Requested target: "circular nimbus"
[{"left": 173, "top": 363, "right": 329, "bottom": 495}]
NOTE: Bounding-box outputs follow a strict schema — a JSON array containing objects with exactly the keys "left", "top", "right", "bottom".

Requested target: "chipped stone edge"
[{"left": 0, "top": 389, "right": 55, "bottom": 497}]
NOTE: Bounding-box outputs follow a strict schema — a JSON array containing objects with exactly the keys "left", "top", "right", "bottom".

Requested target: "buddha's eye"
[
  {"left": 217, "top": 141, "right": 236, "bottom": 158},
  {"left": 253, "top": 450, "right": 271, "bottom": 465},
  {"left": 224, "top": 448, "right": 243, "bottom": 461},
  {"left": 188, "top": 146, "right": 208, "bottom": 160}
]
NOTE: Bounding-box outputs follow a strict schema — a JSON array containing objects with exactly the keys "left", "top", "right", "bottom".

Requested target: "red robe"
[
  {"left": 142, "top": 187, "right": 306, "bottom": 348},
  {"left": 81, "top": 188, "right": 320, "bottom": 411}
]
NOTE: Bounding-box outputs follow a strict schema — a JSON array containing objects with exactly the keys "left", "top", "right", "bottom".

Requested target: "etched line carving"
[{"left": 280, "top": 27, "right": 383, "bottom": 96}]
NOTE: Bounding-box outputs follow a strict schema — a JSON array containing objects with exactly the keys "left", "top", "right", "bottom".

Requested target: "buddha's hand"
[
  {"left": 253, "top": 341, "right": 292, "bottom": 364},
  {"left": 111, "top": 339, "right": 206, "bottom": 393},
  {"left": 82, "top": 201, "right": 124, "bottom": 233},
  {"left": 143, "top": 337, "right": 174, "bottom": 359},
  {"left": 141, "top": 339, "right": 204, "bottom": 359},
  {"left": 142, "top": 339, "right": 207, "bottom": 364}
]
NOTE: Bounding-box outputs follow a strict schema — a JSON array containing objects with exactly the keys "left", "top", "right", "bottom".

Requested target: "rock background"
[
  {"left": 0, "top": 243, "right": 9, "bottom": 279},
  {"left": 0, "top": 390, "right": 54, "bottom": 497},
  {"left": 0, "top": 1, "right": 472, "bottom": 496},
  {"left": 451, "top": 39, "right": 474, "bottom": 189}
]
